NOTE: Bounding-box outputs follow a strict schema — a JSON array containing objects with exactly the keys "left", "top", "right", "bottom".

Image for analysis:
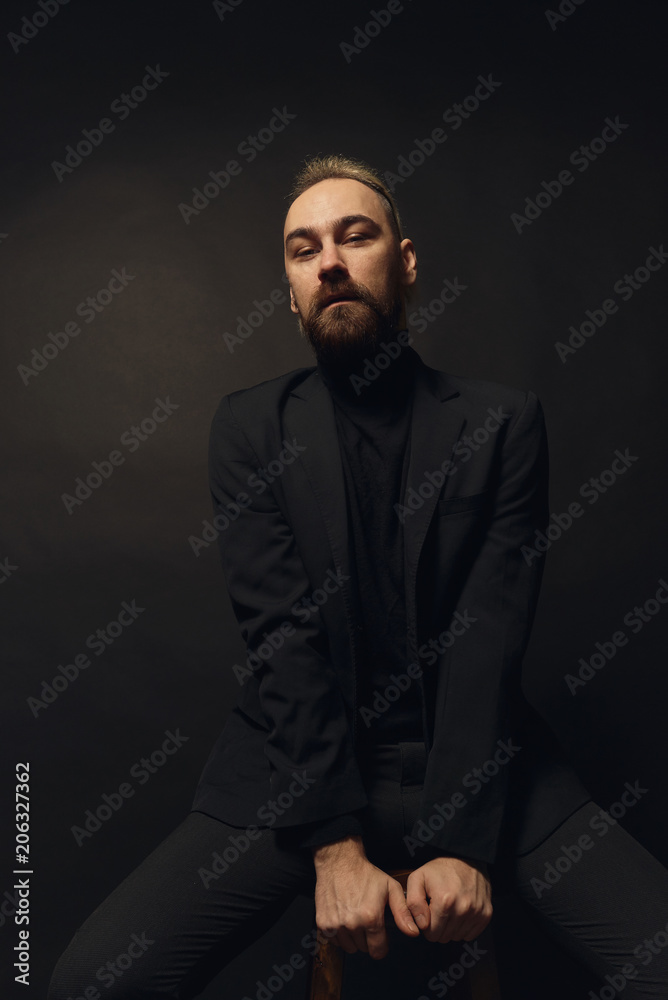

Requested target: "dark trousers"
[{"left": 48, "top": 743, "right": 668, "bottom": 999}]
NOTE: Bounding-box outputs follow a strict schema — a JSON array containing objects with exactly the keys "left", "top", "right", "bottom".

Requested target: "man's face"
[{"left": 283, "top": 178, "right": 417, "bottom": 369}]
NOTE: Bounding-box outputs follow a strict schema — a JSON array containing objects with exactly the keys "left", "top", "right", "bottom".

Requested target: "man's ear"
[
  {"left": 289, "top": 285, "right": 299, "bottom": 314},
  {"left": 400, "top": 238, "right": 418, "bottom": 289}
]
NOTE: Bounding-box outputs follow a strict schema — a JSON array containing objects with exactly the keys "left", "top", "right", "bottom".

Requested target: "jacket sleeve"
[
  {"left": 209, "top": 394, "right": 368, "bottom": 828},
  {"left": 280, "top": 812, "right": 365, "bottom": 851},
  {"left": 417, "top": 389, "right": 550, "bottom": 864}
]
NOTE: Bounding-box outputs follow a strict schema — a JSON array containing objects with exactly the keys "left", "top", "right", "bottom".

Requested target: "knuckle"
[{"left": 358, "top": 908, "right": 377, "bottom": 926}]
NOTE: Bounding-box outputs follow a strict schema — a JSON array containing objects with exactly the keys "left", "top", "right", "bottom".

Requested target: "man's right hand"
[{"left": 312, "top": 835, "right": 420, "bottom": 960}]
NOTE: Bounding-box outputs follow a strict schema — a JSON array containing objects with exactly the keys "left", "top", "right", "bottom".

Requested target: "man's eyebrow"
[{"left": 284, "top": 214, "right": 381, "bottom": 249}]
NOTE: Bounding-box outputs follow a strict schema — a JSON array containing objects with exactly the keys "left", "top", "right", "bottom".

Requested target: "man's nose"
[{"left": 318, "top": 241, "right": 348, "bottom": 280}]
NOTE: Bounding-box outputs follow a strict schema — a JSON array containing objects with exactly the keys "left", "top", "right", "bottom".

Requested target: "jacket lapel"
[
  {"left": 402, "top": 361, "right": 465, "bottom": 644},
  {"left": 284, "top": 372, "right": 353, "bottom": 586}
]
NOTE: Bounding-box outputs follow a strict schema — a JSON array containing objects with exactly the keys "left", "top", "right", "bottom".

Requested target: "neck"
[{"left": 317, "top": 332, "right": 418, "bottom": 406}]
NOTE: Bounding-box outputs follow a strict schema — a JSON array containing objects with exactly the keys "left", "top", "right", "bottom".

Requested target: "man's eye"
[
  {"left": 346, "top": 234, "right": 366, "bottom": 243},
  {"left": 296, "top": 247, "right": 316, "bottom": 257}
]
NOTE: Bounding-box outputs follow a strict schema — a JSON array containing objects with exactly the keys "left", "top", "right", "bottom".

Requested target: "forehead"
[{"left": 284, "top": 178, "right": 388, "bottom": 238}]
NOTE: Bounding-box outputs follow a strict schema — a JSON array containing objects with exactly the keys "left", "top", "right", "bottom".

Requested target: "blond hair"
[{"left": 287, "top": 154, "right": 403, "bottom": 241}]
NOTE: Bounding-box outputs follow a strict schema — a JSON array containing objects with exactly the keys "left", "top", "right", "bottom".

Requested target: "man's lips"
[{"left": 321, "top": 294, "right": 360, "bottom": 308}]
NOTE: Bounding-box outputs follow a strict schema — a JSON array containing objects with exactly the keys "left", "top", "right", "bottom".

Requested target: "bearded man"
[{"left": 48, "top": 155, "right": 668, "bottom": 1000}]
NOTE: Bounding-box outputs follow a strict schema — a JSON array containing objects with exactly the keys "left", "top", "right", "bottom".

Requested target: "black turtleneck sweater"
[{"left": 289, "top": 339, "right": 425, "bottom": 851}]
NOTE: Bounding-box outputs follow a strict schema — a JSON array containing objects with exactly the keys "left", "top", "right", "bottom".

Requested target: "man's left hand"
[{"left": 405, "top": 856, "right": 492, "bottom": 943}]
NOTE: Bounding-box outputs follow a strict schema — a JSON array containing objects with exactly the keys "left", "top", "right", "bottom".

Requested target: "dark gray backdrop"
[{"left": 2, "top": 1, "right": 666, "bottom": 996}]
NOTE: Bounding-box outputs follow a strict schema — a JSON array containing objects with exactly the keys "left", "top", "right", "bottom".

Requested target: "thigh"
[
  {"left": 48, "top": 810, "right": 315, "bottom": 1000},
  {"left": 512, "top": 801, "right": 668, "bottom": 999}
]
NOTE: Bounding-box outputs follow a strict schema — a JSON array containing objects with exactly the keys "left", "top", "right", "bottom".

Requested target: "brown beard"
[{"left": 296, "top": 269, "right": 403, "bottom": 374}]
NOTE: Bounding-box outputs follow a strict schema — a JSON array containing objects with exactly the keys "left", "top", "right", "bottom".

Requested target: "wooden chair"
[{"left": 307, "top": 868, "right": 501, "bottom": 1000}]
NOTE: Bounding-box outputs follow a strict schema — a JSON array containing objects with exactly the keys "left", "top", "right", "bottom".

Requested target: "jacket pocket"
[{"left": 437, "top": 489, "right": 490, "bottom": 515}]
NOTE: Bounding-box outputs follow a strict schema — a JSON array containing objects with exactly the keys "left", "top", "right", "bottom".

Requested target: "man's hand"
[
  {"left": 312, "top": 836, "right": 420, "bottom": 960},
  {"left": 406, "top": 856, "right": 492, "bottom": 943}
]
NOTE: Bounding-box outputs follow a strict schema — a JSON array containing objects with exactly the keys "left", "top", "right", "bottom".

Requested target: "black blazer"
[{"left": 192, "top": 349, "right": 590, "bottom": 864}]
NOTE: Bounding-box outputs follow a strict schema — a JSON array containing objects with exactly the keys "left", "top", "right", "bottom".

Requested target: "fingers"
[
  {"left": 364, "top": 920, "right": 390, "bottom": 960},
  {"left": 405, "top": 871, "right": 431, "bottom": 933},
  {"left": 406, "top": 866, "right": 493, "bottom": 944},
  {"left": 317, "top": 912, "right": 388, "bottom": 960},
  {"left": 427, "top": 894, "right": 493, "bottom": 943},
  {"left": 324, "top": 920, "right": 388, "bottom": 959},
  {"left": 332, "top": 926, "right": 366, "bottom": 955},
  {"left": 455, "top": 898, "right": 493, "bottom": 942},
  {"left": 387, "top": 880, "right": 421, "bottom": 938}
]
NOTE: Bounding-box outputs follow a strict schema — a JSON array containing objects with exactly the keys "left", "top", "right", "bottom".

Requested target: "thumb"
[
  {"left": 388, "top": 880, "right": 420, "bottom": 937},
  {"left": 406, "top": 871, "right": 430, "bottom": 931}
]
